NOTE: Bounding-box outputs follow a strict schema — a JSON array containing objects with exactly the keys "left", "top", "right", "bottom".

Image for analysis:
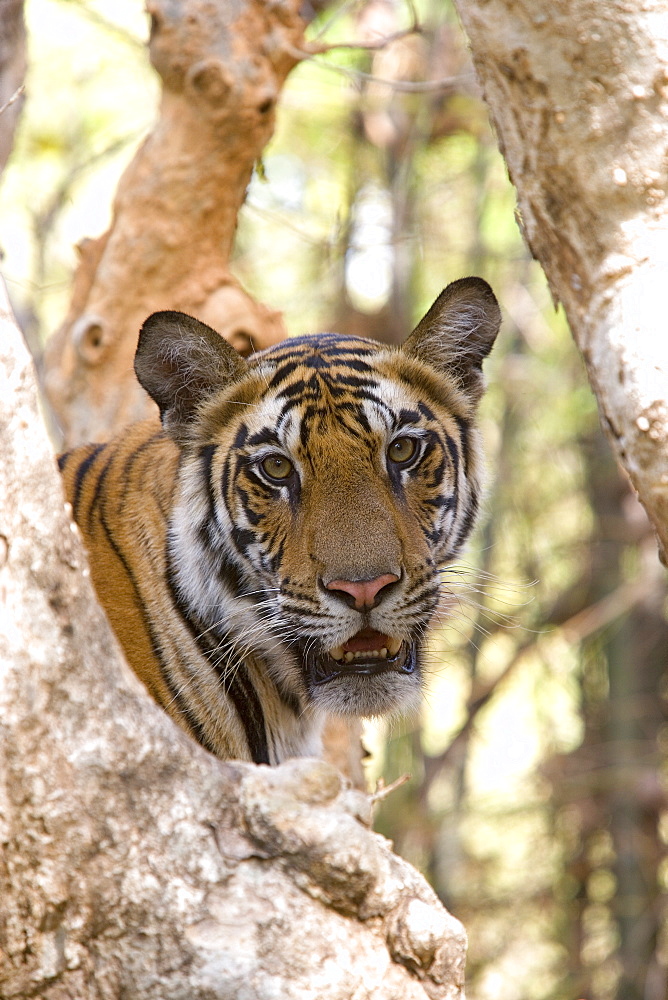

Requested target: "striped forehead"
[
  {"left": 249, "top": 334, "right": 411, "bottom": 442},
  {"left": 251, "top": 332, "right": 380, "bottom": 384}
]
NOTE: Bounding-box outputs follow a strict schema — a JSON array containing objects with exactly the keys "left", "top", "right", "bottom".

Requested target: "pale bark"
[
  {"left": 0, "top": 0, "right": 25, "bottom": 175},
  {"left": 0, "top": 280, "right": 466, "bottom": 998},
  {"left": 43, "top": 0, "right": 299, "bottom": 447},
  {"left": 453, "top": 0, "right": 668, "bottom": 561}
]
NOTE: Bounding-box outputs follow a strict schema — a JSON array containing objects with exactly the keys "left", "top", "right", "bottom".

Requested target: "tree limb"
[
  {"left": 454, "top": 0, "right": 668, "bottom": 561},
  {"left": 44, "top": 0, "right": 301, "bottom": 446}
]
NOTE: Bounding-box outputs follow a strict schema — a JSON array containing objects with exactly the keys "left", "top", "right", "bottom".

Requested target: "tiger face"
[{"left": 134, "top": 277, "right": 500, "bottom": 748}]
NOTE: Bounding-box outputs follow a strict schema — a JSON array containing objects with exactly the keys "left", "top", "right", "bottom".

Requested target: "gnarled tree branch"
[{"left": 44, "top": 0, "right": 305, "bottom": 447}]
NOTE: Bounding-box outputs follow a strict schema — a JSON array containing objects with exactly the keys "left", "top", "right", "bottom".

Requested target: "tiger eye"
[
  {"left": 388, "top": 436, "right": 417, "bottom": 465},
  {"left": 260, "top": 454, "right": 294, "bottom": 481}
]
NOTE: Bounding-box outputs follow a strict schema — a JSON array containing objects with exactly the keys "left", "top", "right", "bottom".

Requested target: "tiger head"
[{"left": 135, "top": 278, "right": 500, "bottom": 726}]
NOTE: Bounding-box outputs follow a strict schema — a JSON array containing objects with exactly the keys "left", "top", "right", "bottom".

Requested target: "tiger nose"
[{"left": 325, "top": 573, "right": 400, "bottom": 610}]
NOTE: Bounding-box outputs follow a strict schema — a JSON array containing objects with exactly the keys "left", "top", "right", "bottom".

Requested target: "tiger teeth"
[{"left": 328, "top": 643, "right": 403, "bottom": 662}]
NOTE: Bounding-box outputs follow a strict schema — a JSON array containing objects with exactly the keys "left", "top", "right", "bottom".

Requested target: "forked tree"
[{"left": 1, "top": 1, "right": 667, "bottom": 998}]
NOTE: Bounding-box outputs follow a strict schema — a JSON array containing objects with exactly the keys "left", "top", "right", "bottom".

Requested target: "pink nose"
[{"left": 325, "top": 573, "right": 400, "bottom": 610}]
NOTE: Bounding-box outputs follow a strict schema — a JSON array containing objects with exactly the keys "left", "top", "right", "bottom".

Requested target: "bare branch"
[
  {"left": 0, "top": 83, "right": 24, "bottom": 117},
  {"left": 287, "top": 51, "right": 471, "bottom": 93},
  {"left": 371, "top": 772, "right": 412, "bottom": 804}
]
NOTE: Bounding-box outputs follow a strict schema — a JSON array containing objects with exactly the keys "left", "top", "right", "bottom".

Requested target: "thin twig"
[
  {"left": 307, "top": 0, "right": 420, "bottom": 55},
  {"left": 324, "top": 65, "right": 469, "bottom": 94},
  {"left": 370, "top": 772, "right": 411, "bottom": 803},
  {"left": 306, "top": 25, "right": 420, "bottom": 56},
  {"left": 286, "top": 44, "right": 469, "bottom": 93},
  {"left": 313, "top": 0, "right": 360, "bottom": 42},
  {"left": 0, "top": 86, "right": 25, "bottom": 118},
  {"left": 287, "top": 0, "right": 469, "bottom": 94}
]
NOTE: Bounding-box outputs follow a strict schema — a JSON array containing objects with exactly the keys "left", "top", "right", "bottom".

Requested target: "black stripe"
[
  {"left": 418, "top": 401, "right": 436, "bottom": 422},
  {"left": 326, "top": 374, "right": 378, "bottom": 390},
  {"left": 423, "top": 494, "right": 455, "bottom": 510},
  {"left": 210, "top": 657, "right": 271, "bottom": 765},
  {"left": 444, "top": 432, "right": 460, "bottom": 479},
  {"left": 219, "top": 430, "right": 245, "bottom": 518},
  {"left": 72, "top": 443, "right": 107, "bottom": 520},
  {"left": 426, "top": 455, "right": 447, "bottom": 490},
  {"left": 95, "top": 500, "right": 217, "bottom": 753},
  {"left": 218, "top": 552, "right": 246, "bottom": 595},
  {"left": 86, "top": 451, "right": 115, "bottom": 536},
  {"left": 422, "top": 523, "right": 444, "bottom": 544},
  {"left": 269, "top": 536, "right": 285, "bottom": 574},
  {"left": 451, "top": 491, "right": 479, "bottom": 553},
  {"left": 327, "top": 401, "right": 372, "bottom": 437},
  {"left": 231, "top": 526, "right": 257, "bottom": 554},
  {"left": 246, "top": 428, "right": 282, "bottom": 448},
  {"left": 338, "top": 390, "right": 394, "bottom": 419},
  {"left": 235, "top": 485, "right": 263, "bottom": 524},
  {"left": 338, "top": 358, "right": 374, "bottom": 372},
  {"left": 165, "top": 551, "right": 269, "bottom": 762},
  {"left": 299, "top": 406, "right": 319, "bottom": 450},
  {"left": 271, "top": 333, "right": 376, "bottom": 355},
  {"left": 241, "top": 469, "right": 279, "bottom": 498},
  {"left": 276, "top": 374, "right": 319, "bottom": 401},
  {"left": 267, "top": 360, "right": 302, "bottom": 389},
  {"left": 454, "top": 415, "right": 471, "bottom": 475}
]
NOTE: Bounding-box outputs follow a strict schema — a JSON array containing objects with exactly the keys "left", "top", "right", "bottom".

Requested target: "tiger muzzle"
[{"left": 304, "top": 629, "right": 417, "bottom": 686}]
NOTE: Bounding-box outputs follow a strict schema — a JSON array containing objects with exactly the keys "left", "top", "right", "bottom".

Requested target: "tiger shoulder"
[{"left": 59, "top": 277, "right": 501, "bottom": 765}]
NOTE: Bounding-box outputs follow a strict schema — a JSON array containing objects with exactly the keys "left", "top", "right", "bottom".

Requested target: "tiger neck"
[{"left": 165, "top": 515, "right": 323, "bottom": 764}]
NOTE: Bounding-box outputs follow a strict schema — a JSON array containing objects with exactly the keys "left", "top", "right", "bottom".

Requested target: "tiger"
[{"left": 58, "top": 276, "right": 501, "bottom": 766}]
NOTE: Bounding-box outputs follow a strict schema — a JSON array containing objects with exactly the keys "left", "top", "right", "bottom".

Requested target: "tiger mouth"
[{"left": 306, "top": 629, "right": 416, "bottom": 684}]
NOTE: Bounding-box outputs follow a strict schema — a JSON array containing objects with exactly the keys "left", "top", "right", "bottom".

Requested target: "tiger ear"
[
  {"left": 402, "top": 277, "right": 501, "bottom": 403},
  {"left": 134, "top": 310, "right": 248, "bottom": 439}
]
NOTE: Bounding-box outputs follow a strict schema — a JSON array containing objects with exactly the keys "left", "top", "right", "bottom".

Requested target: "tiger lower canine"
[{"left": 58, "top": 277, "right": 501, "bottom": 766}]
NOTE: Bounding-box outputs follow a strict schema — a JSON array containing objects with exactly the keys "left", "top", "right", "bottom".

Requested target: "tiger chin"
[{"left": 58, "top": 277, "right": 501, "bottom": 766}]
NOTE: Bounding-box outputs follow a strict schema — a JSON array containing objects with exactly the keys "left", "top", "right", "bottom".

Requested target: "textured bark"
[
  {"left": 0, "top": 280, "right": 467, "bottom": 997},
  {"left": 0, "top": 0, "right": 25, "bottom": 174},
  {"left": 453, "top": 0, "right": 668, "bottom": 560},
  {"left": 43, "top": 0, "right": 301, "bottom": 447}
]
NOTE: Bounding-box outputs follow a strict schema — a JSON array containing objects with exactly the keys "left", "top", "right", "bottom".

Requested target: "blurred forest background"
[{"left": 1, "top": 1, "right": 667, "bottom": 998}]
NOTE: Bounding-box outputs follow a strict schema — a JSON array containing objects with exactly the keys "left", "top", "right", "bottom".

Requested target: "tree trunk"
[
  {"left": 453, "top": 0, "right": 668, "bottom": 560},
  {"left": 0, "top": 280, "right": 467, "bottom": 998},
  {"left": 0, "top": 0, "right": 25, "bottom": 175},
  {"left": 43, "top": 0, "right": 297, "bottom": 447}
]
